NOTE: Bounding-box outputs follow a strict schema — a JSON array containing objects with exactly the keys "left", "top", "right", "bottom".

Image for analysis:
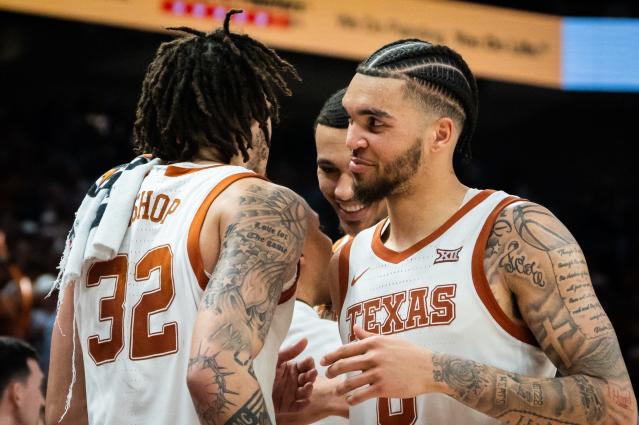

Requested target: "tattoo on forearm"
[
  {"left": 432, "top": 354, "right": 489, "bottom": 405},
  {"left": 497, "top": 411, "right": 579, "bottom": 425},
  {"left": 573, "top": 375, "right": 605, "bottom": 424},
  {"left": 225, "top": 390, "right": 271, "bottom": 425},
  {"left": 188, "top": 345, "right": 238, "bottom": 421}
]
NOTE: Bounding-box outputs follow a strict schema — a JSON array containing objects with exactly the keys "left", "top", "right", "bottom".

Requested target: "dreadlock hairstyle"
[
  {"left": 357, "top": 39, "right": 479, "bottom": 163},
  {"left": 314, "top": 87, "right": 349, "bottom": 130},
  {"left": 133, "top": 9, "right": 300, "bottom": 162}
]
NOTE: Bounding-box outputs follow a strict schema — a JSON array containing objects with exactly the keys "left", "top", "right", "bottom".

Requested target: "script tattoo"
[
  {"left": 190, "top": 184, "right": 307, "bottom": 425},
  {"left": 498, "top": 240, "right": 546, "bottom": 288},
  {"left": 458, "top": 201, "right": 637, "bottom": 424}
]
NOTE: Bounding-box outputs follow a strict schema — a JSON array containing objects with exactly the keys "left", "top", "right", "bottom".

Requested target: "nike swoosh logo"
[{"left": 350, "top": 268, "right": 370, "bottom": 287}]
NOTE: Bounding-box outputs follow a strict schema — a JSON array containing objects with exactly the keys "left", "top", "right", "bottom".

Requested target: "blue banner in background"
[{"left": 562, "top": 18, "right": 639, "bottom": 92}]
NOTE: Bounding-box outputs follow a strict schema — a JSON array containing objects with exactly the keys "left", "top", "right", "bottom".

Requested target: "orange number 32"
[{"left": 86, "top": 245, "right": 177, "bottom": 365}]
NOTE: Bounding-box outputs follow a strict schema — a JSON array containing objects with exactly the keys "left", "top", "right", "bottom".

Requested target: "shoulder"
[{"left": 486, "top": 200, "right": 576, "bottom": 255}]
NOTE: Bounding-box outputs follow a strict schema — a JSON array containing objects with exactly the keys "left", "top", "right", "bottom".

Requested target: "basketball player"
[
  {"left": 322, "top": 39, "right": 637, "bottom": 424},
  {"left": 315, "top": 88, "right": 387, "bottom": 251},
  {"left": 46, "top": 11, "right": 319, "bottom": 425}
]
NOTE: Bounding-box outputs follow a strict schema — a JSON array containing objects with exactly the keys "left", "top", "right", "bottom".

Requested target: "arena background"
[{"left": 0, "top": 0, "right": 637, "bottom": 393}]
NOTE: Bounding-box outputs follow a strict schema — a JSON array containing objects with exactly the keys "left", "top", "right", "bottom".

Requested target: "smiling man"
[
  {"left": 323, "top": 39, "right": 637, "bottom": 425},
  {"left": 315, "top": 88, "right": 387, "bottom": 243}
]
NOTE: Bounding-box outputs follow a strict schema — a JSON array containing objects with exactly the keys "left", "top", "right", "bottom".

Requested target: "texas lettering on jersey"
[{"left": 344, "top": 283, "right": 457, "bottom": 342}]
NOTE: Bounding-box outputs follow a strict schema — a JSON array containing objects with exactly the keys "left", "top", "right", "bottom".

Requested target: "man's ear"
[
  {"left": 8, "top": 379, "right": 25, "bottom": 407},
  {"left": 429, "top": 117, "right": 455, "bottom": 154}
]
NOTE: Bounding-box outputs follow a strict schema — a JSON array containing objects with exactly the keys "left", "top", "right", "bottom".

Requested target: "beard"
[{"left": 354, "top": 138, "right": 423, "bottom": 204}]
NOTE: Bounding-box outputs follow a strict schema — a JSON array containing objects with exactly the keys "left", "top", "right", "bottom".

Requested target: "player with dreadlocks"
[
  {"left": 46, "top": 10, "right": 325, "bottom": 425},
  {"left": 321, "top": 39, "right": 636, "bottom": 424}
]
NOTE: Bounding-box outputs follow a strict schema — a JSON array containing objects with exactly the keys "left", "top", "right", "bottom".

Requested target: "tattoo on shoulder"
[
  {"left": 201, "top": 184, "right": 307, "bottom": 345},
  {"left": 511, "top": 204, "right": 576, "bottom": 252}
]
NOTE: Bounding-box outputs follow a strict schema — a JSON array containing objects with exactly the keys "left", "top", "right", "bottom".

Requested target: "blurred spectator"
[{"left": 0, "top": 336, "right": 45, "bottom": 425}]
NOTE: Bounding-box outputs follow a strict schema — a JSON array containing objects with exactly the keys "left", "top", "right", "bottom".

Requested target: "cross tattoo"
[{"left": 541, "top": 318, "right": 573, "bottom": 368}]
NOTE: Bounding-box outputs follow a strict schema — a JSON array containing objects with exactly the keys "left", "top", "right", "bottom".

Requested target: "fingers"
[
  {"left": 298, "top": 368, "right": 317, "bottom": 386},
  {"left": 353, "top": 324, "right": 376, "bottom": 340},
  {"left": 295, "top": 381, "right": 313, "bottom": 400},
  {"left": 325, "top": 354, "right": 371, "bottom": 379},
  {"left": 295, "top": 356, "right": 315, "bottom": 374},
  {"left": 320, "top": 340, "right": 368, "bottom": 367},
  {"left": 278, "top": 338, "right": 308, "bottom": 364},
  {"left": 346, "top": 384, "right": 379, "bottom": 405},
  {"left": 336, "top": 370, "right": 376, "bottom": 396}
]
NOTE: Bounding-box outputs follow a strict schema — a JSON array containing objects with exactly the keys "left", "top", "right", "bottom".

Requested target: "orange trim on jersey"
[
  {"left": 371, "top": 189, "right": 495, "bottom": 264},
  {"left": 471, "top": 196, "right": 538, "bottom": 346},
  {"left": 332, "top": 235, "right": 353, "bottom": 254},
  {"left": 165, "top": 164, "right": 224, "bottom": 177},
  {"left": 278, "top": 262, "right": 300, "bottom": 304},
  {"left": 98, "top": 168, "right": 118, "bottom": 185},
  {"left": 337, "top": 237, "right": 354, "bottom": 317},
  {"left": 187, "top": 172, "right": 264, "bottom": 290}
]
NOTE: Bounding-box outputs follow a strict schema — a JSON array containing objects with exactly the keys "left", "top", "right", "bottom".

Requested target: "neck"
[
  {"left": 295, "top": 284, "right": 318, "bottom": 307},
  {"left": 0, "top": 404, "right": 18, "bottom": 425},
  {"left": 383, "top": 162, "right": 467, "bottom": 251}
]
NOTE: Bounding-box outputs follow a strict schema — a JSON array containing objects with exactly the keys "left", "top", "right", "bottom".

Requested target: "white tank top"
[
  {"left": 74, "top": 163, "right": 297, "bottom": 425},
  {"left": 337, "top": 189, "right": 556, "bottom": 425}
]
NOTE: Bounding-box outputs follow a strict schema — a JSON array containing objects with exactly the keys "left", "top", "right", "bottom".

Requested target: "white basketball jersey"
[
  {"left": 337, "top": 189, "right": 556, "bottom": 425},
  {"left": 74, "top": 163, "right": 297, "bottom": 425}
]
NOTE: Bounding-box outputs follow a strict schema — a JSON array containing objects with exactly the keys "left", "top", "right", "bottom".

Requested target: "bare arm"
[
  {"left": 187, "top": 182, "right": 309, "bottom": 425},
  {"left": 431, "top": 202, "right": 637, "bottom": 424},
  {"left": 46, "top": 284, "right": 88, "bottom": 425},
  {"left": 323, "top": 202, "right": 637, "bottom": 425}
]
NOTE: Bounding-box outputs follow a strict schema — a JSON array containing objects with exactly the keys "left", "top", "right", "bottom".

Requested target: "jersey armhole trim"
[
  {"left": 278, "top": 261, "right": 300, "bottom": 305},
  {"left": 336, "top": 237, "right": 354, "bottom": 318},
  {"left": 165, "top": 164, "right": 225, "bottom": 177},
  {"left": 187, "top": 172, "right": 265, "bottom": 290},
  {"left": 471, "top": 196, "right": 539, "bottom": 347}
]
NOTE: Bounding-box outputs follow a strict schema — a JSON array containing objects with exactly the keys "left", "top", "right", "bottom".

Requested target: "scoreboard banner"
[{"left": 0, "top": 0, "right": 565, "bottom": 88}]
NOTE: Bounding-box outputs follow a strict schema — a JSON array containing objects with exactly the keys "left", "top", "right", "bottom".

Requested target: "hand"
[
  {"left": 320, "top": 325, "right": 438, "bottom": 405},
  {"left": 273, "top": 338, "right": 318, "bottom": 415},
  {"left": 276, "top": 374, "right": 349, "bottom": 425}
]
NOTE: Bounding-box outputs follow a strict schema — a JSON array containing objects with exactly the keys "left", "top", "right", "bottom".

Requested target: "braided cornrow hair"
[
  {"left": 133, "top": 9, "right": 300, "bottom": 162},
  {"left": 315, "top": 88, "right": 349, "bottom": 130},
  {"left": 358, "top": 39, "right": 479, "bottom": 163}
]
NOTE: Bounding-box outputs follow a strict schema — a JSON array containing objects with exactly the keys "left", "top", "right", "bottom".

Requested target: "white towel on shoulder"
[{"left": 51, "top": 155, "right": 162, "bottom": 298}]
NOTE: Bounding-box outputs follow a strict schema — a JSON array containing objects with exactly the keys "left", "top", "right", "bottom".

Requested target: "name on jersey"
[
  {"left": 130, "top": 191, "right": 181, "bottom": 225},
  {"left": 345, "top": 284, "right": 457, "bottom": 342}
]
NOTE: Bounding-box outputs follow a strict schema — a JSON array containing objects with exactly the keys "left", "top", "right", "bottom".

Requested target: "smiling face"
[
  {"left": 343, "top": 73, "right": 442, "bottom": 203},
  {"left": 315, "top": 124, "right": 387, "bottom": 236}
]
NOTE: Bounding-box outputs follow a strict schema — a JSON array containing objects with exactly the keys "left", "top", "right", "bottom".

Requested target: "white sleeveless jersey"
[
  {"left": 337, "top": 189, "right": 556, "bottom": 425},
  {"left": 74, "top": 163, "right": 297, "bottom": 425}
]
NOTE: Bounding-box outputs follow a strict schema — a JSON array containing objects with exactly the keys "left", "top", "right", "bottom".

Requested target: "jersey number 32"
[{"left": 85, "top": 245, "right": 177, "bottom": 365}]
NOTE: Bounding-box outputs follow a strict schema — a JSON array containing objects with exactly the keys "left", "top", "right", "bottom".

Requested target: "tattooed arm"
[
  {"left": 187, "top": 180, "right": 309, "bottom": 425},
  {"left": 323, "top": 202, "right": 637, "bottom": 425},
  {"left": 433, "top": 202, "right": 637, "bottom": 424}
]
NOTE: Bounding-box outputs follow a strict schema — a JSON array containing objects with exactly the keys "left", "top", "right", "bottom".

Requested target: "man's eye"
[
  {"left": 368, "top": 117, "right": 382, "bottom": 128},
  {"left": 318, "top": 166, "right": 337, "bottom": 174}
]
